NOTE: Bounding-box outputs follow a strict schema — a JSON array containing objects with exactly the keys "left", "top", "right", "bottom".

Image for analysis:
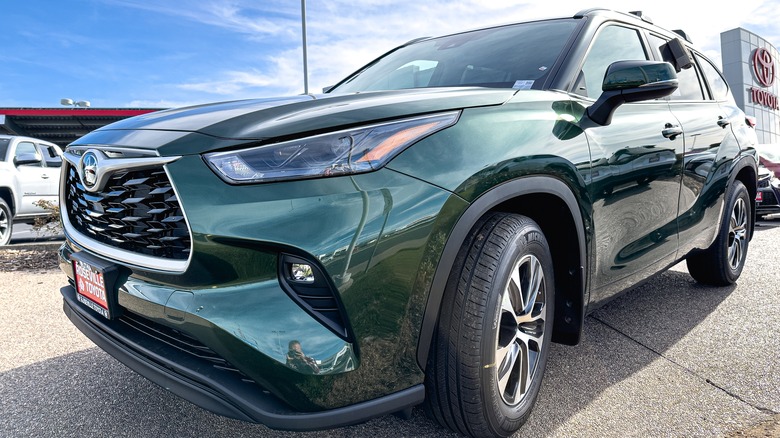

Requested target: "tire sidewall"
[
  {"left": 480, "top": 221, "right": 555, "bottom": 433},
  {"left": 721, "top": 181, "right": 751, "bottom": 283},
  {"left": 0, "top": 199, "right": 12, "bottom": 246}
]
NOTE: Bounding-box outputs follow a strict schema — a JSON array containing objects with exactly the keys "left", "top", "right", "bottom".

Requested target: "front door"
[{"left": 13, "top": 141, "right": 50, "bottom": 216}]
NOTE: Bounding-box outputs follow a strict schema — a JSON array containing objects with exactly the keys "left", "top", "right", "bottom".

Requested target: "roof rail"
[
  {"left": 573, "top": 7, "right": 608, "bottom": 18},
  {"left": 672, "top": 29, "right": 692, "bottom": 43},
  {"left": 628, "top": 11, "right": 653, "bottom": 24}
]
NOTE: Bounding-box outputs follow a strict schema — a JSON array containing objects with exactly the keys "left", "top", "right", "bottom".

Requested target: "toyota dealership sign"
[
  {"left": 751, "top": 47, "right": 778, "bottom": 110},
  {"left": 722, "top": 27, "right": 779, "bottom": 143}
]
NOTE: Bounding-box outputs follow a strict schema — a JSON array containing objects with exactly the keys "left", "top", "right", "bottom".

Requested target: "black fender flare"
[
  {"left": 416, "top": 176, "right": 588, "bottom": 369},
  {"left": 729, "top": 152, "right": 759, "bottom": 239}
]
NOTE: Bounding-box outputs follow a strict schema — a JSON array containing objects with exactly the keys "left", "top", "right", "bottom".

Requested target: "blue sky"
[{"left": 1, "top": 0, "right": 778, "bottom": 109}]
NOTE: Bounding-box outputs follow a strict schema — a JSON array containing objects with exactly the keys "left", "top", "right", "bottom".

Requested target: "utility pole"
[{"left": 301, "top": 0, "right": 309, "bottom": 94}]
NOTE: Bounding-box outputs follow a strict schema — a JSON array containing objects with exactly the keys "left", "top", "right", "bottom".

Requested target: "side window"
[
  {"left": 40, "top": 145, "right": 63, "bottom": 168},
  {"left": 0, "top": 139, "right": 9, "bottom": 161},
  {"left": 578, "top": 25, "right": 648, "bottom": 99},
  {"left": 648, "top": 34, "right": 705, "bottom": 101},
  {"left": 696, "top": 54, "right": 730, "bottom": 101},
  {"left": 14, "top": 141, "right": 42, "bottom": 167}
]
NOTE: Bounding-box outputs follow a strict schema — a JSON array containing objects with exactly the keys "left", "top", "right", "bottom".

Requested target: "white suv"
[{"left": 0, "top": 135, "right": 63, "bottom": 245}]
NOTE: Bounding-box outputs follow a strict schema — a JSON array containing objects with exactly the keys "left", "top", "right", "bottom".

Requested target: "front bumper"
[
  {"left": 58, "top": 160, "right": 465, "bottom": 427},
  {"left": 61, "top": 283, "right": 423, "bottom": 430},
  {"left": 757, "top": 178, "right": 780, "bottom": 216}
]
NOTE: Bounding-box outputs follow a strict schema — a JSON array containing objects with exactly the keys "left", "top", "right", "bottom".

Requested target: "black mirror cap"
[
  {"left": 586, "top": 61, "right": 678, "bottom": 126},
  {"left": 13, "top": 153, "right": 42, "bottom": 166},
  {"left": 602, "top": 60, "right": 678, "bottom": 91}
]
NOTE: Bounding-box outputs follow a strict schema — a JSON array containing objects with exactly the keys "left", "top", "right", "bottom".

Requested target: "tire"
[
  {"left": 425, "top": 213, "right": 555, "bottom": 437},
  {"left": 0, "top": 199, "right": 12, "bottom": 246},
  {"left": 687, "top": 180, "right": 751, "bottom": 286}
]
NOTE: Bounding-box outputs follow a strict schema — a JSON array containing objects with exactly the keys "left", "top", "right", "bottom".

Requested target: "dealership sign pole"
[{"left": 301, "top": 0, "right": 309, "bottom": 95}]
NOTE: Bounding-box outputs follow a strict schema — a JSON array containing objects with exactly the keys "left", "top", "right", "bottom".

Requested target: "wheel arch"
[
  {"left": 0, "top": 187, "right": 14, "bottom": 215},
  {"left": 731, "top": 155, "right": 757, "bottom": 240},
  {"left": 417, "top": 176, "right": 589, "bottom": 370}
]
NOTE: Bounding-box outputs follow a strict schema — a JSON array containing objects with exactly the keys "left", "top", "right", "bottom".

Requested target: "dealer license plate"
[{"left": 73, "top": 258, "right": 112, "bottom": 319}]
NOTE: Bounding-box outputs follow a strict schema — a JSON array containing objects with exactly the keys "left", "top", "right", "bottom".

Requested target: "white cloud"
[
  {"left": 298, "top": 0, "right": 780, "bottom": 92},
  {"left": 116, "top": 0, "right": 780, "bottom": 103},
  {"left": 103, "top": 0, "right": 297, "bottom": 37},
  {"left": 176, "top": 52, "right": 304, "bottom": 98},
  {"left": 123, "top": 99, "right": 205, "bottom": 108}
]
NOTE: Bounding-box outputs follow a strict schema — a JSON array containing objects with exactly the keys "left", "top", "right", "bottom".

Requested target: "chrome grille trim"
[{"left": 61, "top": 148, "right": 193, "bottom": 273}]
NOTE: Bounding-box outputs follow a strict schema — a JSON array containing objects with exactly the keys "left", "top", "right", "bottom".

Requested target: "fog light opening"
[{"left": 291, "top": 263, "right": 315, "bottom": 283}]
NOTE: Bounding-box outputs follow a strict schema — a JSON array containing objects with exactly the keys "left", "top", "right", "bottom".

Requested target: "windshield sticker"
[{"left": 513, "top": 80, "right": 534, "bottom": 90}]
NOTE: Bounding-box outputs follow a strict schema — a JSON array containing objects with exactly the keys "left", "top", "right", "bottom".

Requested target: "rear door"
[
  {"left": 38, "top": 142, "right": 63, "bottom": 197},
  {"left": 646, "top": 34, "right": 745, "bottom": 257}
]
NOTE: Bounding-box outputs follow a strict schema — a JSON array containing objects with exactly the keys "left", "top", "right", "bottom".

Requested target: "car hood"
[{"left": 73, "top": 88, "right": 517, "bottom": 155}]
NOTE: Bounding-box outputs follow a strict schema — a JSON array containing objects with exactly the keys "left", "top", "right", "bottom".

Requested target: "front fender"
[{"left": 415, "top": 176, "right": 589, "bottom": 369}]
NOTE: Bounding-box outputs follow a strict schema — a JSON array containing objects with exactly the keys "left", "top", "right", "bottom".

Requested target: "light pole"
[
  {"left": 60, "top": 98, "right": 91, "bottom": 108},
  {"left": 301, "top": 0, "right": 309, "bottom": 95}
]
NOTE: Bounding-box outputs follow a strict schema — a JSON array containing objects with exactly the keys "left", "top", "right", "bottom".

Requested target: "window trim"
[
  {"left": 646, "top": 32, "right": 725, "bottom": 103},
  {"left": 570, "top": 21, "right": 652, "bottom": 100},
  {"left": 694, "top": 52, "right": 731, "bottom": 103},
  {"left": 39, "top": 143, "right": 63, "bottom": 168}
]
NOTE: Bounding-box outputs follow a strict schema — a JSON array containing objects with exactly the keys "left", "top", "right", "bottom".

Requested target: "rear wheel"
[
  {"left": 0, "top": 199, "right": 12, "bottom": 246},
  {"left": 425, "top": 213, "right": 554, "bottom": 437},
  {"left": 687, "top": 180, "right": 751, "bottom": 285}
]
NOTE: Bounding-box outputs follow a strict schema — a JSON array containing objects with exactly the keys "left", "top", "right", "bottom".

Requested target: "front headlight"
[{"left": 204, "top": 111, "right": 459, "bottom": 184}]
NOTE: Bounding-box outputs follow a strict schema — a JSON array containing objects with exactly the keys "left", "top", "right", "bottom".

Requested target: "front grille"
[
  {"left": 64, "top": 163, "right": 191, "bottom": 260},
  {"left": 119, "top": 311, "right": 255, "bottom": 383},
  {"left": 761, "top": 188, "right": 778, "bottom": 205}
]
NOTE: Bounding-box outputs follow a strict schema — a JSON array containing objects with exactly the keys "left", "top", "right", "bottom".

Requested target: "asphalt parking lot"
[{"left": 1, "top": 220, "right": 778, "bottom": 437}]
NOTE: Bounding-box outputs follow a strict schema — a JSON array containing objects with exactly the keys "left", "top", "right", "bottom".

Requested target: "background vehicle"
[
  {"left": 57, "top": 8, "right": 757, "bottom": 437},
  {"left": 756, "top": 143, "right": 780, "bottom": 175},
  {"left": 756, "top": 145, "right": 780, "bottom": 219},
  {"left": 0, "top": 135, "right": 62, "bottom": 245},
  {"left": 757, "top": 166, "right": 780, "bottom": 218}
]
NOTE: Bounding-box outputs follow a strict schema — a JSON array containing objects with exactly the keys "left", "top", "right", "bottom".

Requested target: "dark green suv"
[{"left": 59, "top": 8, "right": 758, "bottom": 437}]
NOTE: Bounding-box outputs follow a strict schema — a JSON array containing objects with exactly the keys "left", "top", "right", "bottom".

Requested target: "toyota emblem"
[
  {"left": 82, "top": 151, "right": 99, "bottom": 189},
  {"left": 753, "top": 47, "right": 776, "bottom": 88}
]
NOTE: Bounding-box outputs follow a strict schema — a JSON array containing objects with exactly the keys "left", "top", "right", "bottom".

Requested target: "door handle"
[
  {"left": 41, "top": 174, "right": 50, "bottom": 179},
  {"left": 662, "top": 124, "right": 682, "bottom": 139},
  {"left": 717, "top": 116, "right": 730, "bottom": 128}
]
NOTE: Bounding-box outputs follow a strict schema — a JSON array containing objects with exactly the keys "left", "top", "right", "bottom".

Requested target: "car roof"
[
  {"left": 0, "top": 134, "right": 59, "bottom": 147},
  {"left": 406, "top": 8, "right": 691, "bottom": 47}
]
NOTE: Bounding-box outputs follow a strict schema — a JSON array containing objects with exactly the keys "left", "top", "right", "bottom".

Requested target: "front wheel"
[
  {"left": 687, "top": 180, "right": 751, "bottom": 285},
  {"left": 425, "top": 213, "right": 554, "bottom": 437},
  {"left": 0, "top": 199, "right": 13, "bottom": 246}
]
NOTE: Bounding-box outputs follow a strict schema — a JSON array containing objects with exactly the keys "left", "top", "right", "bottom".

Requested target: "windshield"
[{"left": 331, "top": 19, "right": 577, "bottom": 93}]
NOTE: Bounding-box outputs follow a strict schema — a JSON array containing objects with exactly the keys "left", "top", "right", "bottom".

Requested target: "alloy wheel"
[
  {"left": 728, "top": 197, "right": 747, "bottom": 270},
  {"left": 495, "top": 254, "right": 547, "bottom": 406},
  {"left": 0, "top": 208, "right": 9, "bottom": 243}
]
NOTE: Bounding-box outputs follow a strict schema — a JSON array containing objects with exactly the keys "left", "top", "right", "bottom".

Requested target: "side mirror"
[
  {"left": 14, "top": 153, "right": 42, "bottom": 166},
  {"left": 586, "top": 60, "right": 678, "bottom": 126}
]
